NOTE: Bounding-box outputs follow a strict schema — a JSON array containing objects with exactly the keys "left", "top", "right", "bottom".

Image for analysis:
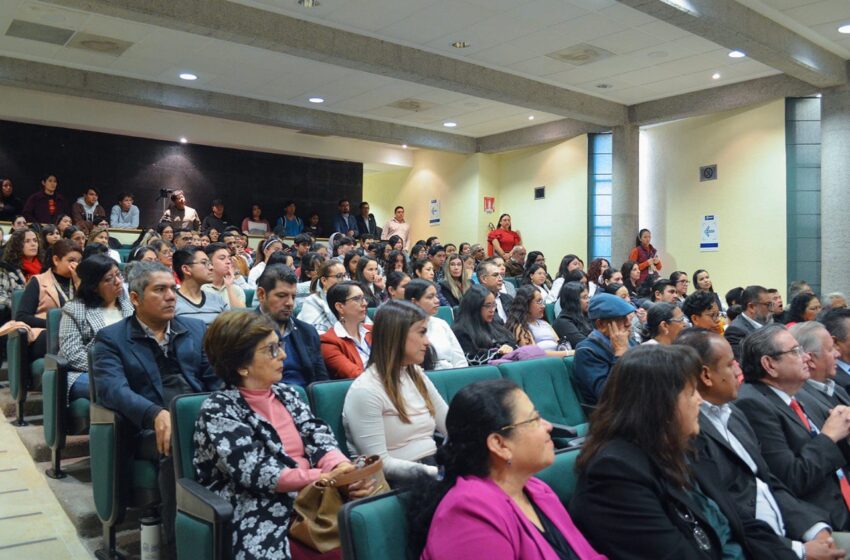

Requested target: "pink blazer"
[{"left": 422, "top": 476, "right": 606, "bottom": 560}]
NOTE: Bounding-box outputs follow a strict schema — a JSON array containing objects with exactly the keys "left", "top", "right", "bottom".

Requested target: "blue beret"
[{"left": 588, "top": 293, "right": 636, "bottom": 320}]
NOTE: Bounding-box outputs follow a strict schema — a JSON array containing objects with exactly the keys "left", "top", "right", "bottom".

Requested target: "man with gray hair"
[
  {"left": 92, "top": 261, "right": 219, "bottom": 543},
  {"left": 826, "top": 293, "right": 848, "bottom": 310},
  {"left": 791, "top": 321, "right": 850, "bottom": 417},
  {"left": 823, "top": 308, "right": 850, "bottom": 391}
]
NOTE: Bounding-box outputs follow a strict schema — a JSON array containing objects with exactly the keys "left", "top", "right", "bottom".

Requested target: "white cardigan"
[{"left": 427, "top": 316, "right": 468, "bottom": 370}]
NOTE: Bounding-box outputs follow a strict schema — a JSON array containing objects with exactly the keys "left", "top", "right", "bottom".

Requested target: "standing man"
[
  {"left": 22, "top": 174, "right": 69, "bottom": 224},
  {"left": 255, "top": 265, "right": 329, "bottom": 387},
  {"left": 110, "top": 192, "right": 140, "bottom": 229},
  {"left": 160, "top": 190, "right": 201, "bottom": 231},
  {"left": 381, "top": 206, "right": 410, "bottom": 251},
  {"left": 71, "top": 187, "right": 108, "bottom": 232},
  {"left": 172, "top": 247, "right": 228, "bottom": 324},
  {"left": 355, "top": 202, "right": 380, "bottom": 237},
  {"left": 332, "top": 199, "right": 359, "bottom": 237},
  {"left": 201, "top": 199, "right": 229, "bottom": 233}
]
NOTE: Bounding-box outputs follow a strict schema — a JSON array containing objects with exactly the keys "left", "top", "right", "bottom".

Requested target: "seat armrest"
[
  {"left": 550, "top": 423, "right": 578, "bottom": 439},
  {"left": 176, "top": 478, "right": 233, "bottom": 524}
]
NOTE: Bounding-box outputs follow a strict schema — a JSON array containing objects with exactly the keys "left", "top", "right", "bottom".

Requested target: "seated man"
[
  {"left": 677, "top": 329, "right": 844, "bottom": 559},
  {"left": 173, "top": 247, "right": 227, "bottom": 324},
  {"left": 256, "top": 264, "right": 329, "bottom": 387},
  {"left": 725, "top": 285, "right": 773, "bottom": 360},
  {"left": 573, "top": 293, "right": 636, "bottom": 407},
  {"left": 92, "top": 261, "right": 220, "bottom": 541},
  {"left": 736, "top": 324, "right": 850, "bottom": 532}
]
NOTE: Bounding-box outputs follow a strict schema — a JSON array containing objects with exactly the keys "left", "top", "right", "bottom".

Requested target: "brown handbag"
[{"left": 289, "top": 456, "right": 390, "bottom": 552}]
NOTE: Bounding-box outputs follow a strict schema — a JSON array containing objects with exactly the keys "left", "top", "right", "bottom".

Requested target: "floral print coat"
[{"left": 193, "top": 383, "right": 341, "bottom": 560}]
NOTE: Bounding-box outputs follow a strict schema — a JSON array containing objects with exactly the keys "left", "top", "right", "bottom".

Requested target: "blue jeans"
[{"left": 68, "top": 373, "right": 89, "bottom": 401}]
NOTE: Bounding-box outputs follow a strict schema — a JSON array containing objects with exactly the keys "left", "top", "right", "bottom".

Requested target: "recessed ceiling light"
[
  {"left": 443, "top": 121, "right": 458, "bottom": 128},
  {"left": 402, "top": 144, "right": 408, "bottom": 149},
  {"left": 451, "top": 41, "right": 470, "bottom": 48},
  {"left": 179, "top": 137, "right": 188, "bottom": 144},
  {"left": 528, "top": 115, "right": 535, "bottom": 121},
  {"left": 838, "top": 24, "right": 850, "bottom": 34},
  {"left": 297, "top": 0, "right": 320, "bottom": 7},
  {"left": 595, "top": 83, "right": 613, "bottom": 89},
  {"left": 308, "top": 97, "right": 325, "bottom": 103},
  {"left": 728, "top": 50, "right": 746, "bottom": 58},
  {"left": 178, "top": 72, "right": 198, "bottom": 81},
  {"left": 712, "top": 72, "right": 721, "bottom": 80}
]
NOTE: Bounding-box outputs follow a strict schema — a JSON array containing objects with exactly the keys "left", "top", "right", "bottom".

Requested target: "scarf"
[{"left": 21, "top": 257, "right": 41, "bottom": 280}]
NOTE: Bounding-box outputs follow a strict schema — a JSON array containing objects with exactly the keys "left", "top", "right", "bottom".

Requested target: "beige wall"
[{"left": 640, "top": 99, "right": 787, "bottom": 298}]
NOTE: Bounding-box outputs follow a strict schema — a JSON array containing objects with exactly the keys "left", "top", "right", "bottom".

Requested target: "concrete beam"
[
  {"left": 629, "top": 74, "right": 818, "bottom": 125},
  {"left": 477, "top": 119, "right": 608, "bottom": 153},
  {"left": 615, "top": 0, "right": 847, "bottom": 88},
  {"left": 42, "top": 0, "right": 627, "bottom": 126},
  {"left": 0, "top": 56, "right": 477, "bottom": 153}
]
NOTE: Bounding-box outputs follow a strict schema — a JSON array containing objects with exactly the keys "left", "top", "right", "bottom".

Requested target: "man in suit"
[
  {"left": 677, "top": 329, "right": 843, "bottom": 558},
  {"left": 823, "top": 308, "right": 850, "bottom": 391},
  {"left": 735, "top": 323, "right": 850, "bottom": 531},
  {"left": 354, "top": 201, "right": 380, "bottom": 238},
  {"left": 573, "top": 294, "right": 636, "bottom": 408},
  {"left": 791, "top": 321, "right": 850, "bottom": 419},
  {"left": 725, "top": 285, "right": 774, "bottom": 360},
  {"left": 93, "top": 261, "right": 220, "bottom": 541},
  {"left": 475, "top": 260, "right": 512, "bottom": 324},
  {"left": 256, "top": 264, "right": 329, "bottom": 387},
  {"left": 332, "top": 198, "right": 359, "bottom": 237}
]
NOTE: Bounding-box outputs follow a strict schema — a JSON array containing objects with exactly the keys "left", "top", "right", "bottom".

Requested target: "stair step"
[
  {"left": 15, "top": 421, "right": 88, "bottom": 463},
  {"left": 0, "top": 386, "right": 43, "bottom": 418}
]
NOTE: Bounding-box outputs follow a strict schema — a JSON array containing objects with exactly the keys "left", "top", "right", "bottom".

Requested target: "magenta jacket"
[{"left": 422, "top": 476, "right": 606, "bottom": 560}]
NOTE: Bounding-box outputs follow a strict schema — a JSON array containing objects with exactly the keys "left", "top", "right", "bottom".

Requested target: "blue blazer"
[
  {"left": 92, "top": 315, "right": 219, "bottom": 430},
  {"left": 332, "top": 213, "right": 359, "bottom": 236}
]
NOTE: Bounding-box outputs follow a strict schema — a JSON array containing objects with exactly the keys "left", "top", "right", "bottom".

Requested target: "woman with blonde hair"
[
  {"left": 439, "top": 254, "right": 471, "bottom": 308},
  {"left": 343, "top": 301, "right": 448, "bottom": 485}
]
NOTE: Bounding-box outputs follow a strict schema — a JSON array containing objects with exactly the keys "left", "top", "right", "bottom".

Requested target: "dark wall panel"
[{"left": 0, "top": 119, "right": 362, "bottom": 230}]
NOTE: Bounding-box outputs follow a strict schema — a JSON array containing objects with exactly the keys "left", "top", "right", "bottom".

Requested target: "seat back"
[
  {"left": 497, "top": 357, "right": 586, "bottom": 429},
  {"left": 545, "top": 303, "right": 556, "bottom": 325},
  {"left": 171, "top": 393, "right": 211, "bottom": 481},
  {"left": 243, "top": 288, "right": 255, "bottom": 307},
  {"left": 340, "top": 490, "right": 412, "bottom": 560},
  {"left": 366, "top": 307, "right": 377, "bottom": 320},
  {"left": 11, "top": 288, "right": 23, "bottom": 319},
  {"left": 426, "top": 365, "right": 501, "bottom": 405},
  {"left": 47, "top": 307, "right": 62, "bottom": 355},
  {"left": 503, "top": 276, "right": 518, "bottom": 289},
  {"left": 307, "top": 379, "right": 354, "bottom": 456},
  {"left": 535, "top": 448, "right": 580, "bottom": 507},
  {"left": 435, "top": 306, "right": 453, "bottom": 326}
]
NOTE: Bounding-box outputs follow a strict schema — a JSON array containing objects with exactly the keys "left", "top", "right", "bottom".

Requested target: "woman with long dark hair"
[
  {"left": 0, "top": 229, "right": 42, "bottom": 324},
  {"left": 572, "top": 345, "right": 747, "bottom": 559},
  {"left": 522, "top": 263, "right": 551, "bottom": 301},
  {"left": 547, "top": 254, "right": 582, "bottom": 304},
  {"left": 355, "top": 256, "right": 385, "bottom": 307},
  {"left": 620, "top": 260, "right": 642, "bottom": 300},
  {"left": 451, "top": 284, "right": 516, "bottom": 364},
  {"left": 553, "top": 281, "right": 593, "bottom": 348},
  {"left": 641, "top": 302, "right": 687, "bottom": 345},
  {"left": 298, "top": 259, "right": 346, "bottom": 334},
  {"left": 524, "top": 251, "right": 553, "bottom": 288},
  {"left": 786, "top": 292, "right": 822, "bottom": 327},
  {"left": 693, "top": 269, "right": 724, "bottom": 312},
  {"left": 506, "top": 285, "right": 567, "bottom": 356},
  {"left": 405, "top": 279, "right": 467, "bottom": 370},
  {"left": 384, "top": 249, "right": 407, "bottom": 275},
  {"left": 342, "top": 301, "right": 448, "bottom": 484},
  {"left": 586, "top": 258, "right": 610, "bottom": 297},
  {"left": 487, "top": 213, "right": 521, "bottom": 259},
  {"left": 407, "top": 379, "right": 604, "bottom": 560},
  {"left": 628, "top": 228, "right": 662, "bottom": 285}
]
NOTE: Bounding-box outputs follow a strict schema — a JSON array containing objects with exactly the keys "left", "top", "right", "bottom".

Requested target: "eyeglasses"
[
  {"left": 676, "top": 279, "right": 689, "bottom": 285},
  {"left": 262, "top": 342, "right": 285, "bottom": 359},
  {"left": 346, "top": 295, "right": 367, "bottom": 304},
  {"left": 756, "top": 300, "right": 776, "bottom": 309},
  {"left": 486, "top": 272, "right": 503, "bottom": 278},
  {"left": 325, "top": 272, "right": 346, "bottom": 280},
  {"left": 188, "top": 260, "right": 213, "bottom": 268},
  {"left": 482, "top": 302, "right": 497, "bottom": 309},
  {"left": 498, "top": 413, "right": 542, "bottom": 432},
  {"left": 770, "top": 345, "right": 806, "bottom": 359},
  {"left": 101, "top": 271, "right": 123, "bottom": 284},
  {"left": 668, "top": 316, "right": 688, "bottom": 324}
]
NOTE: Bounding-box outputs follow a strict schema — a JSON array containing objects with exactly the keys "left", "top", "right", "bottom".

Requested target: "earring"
[
  {"left": 507, "top": 458, "right": 512, "bottom": 467},
  {"left": 239, "top": 369, "right": 248, "bottom": 377}
]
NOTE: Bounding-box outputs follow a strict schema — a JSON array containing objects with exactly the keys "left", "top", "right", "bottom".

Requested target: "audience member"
[
  {"left": 670, "top": 270, "right": 689, "bottom": 303},
  {"left": 725, "top": 285, "right": 773, "bottom": 359},
  {"left": 439, "top": 254, "right": 470, "bottom": 307},
  {"left": 476, "top": 260, "right": 512, "bottom": 323},
  {"left": 451, "top": 284, "right": 516, "bottom": 365},
  {"left": 641, "top": 302, "right": 686, "bottom": 345},
  {"left": 650, "top": 278, "right": 678, "bottom": 303},
  {"left": 628, "top": 228, "right": 662, "bottom": 285},
  {"left": 0, "top": 178, "right": 22, "bottom": 220},
  {"left": 70, "top": 187, "right": 107, "bottom": 232},
  {"left": 219, "top": 229, "right": 249, "bottom": 278},
  {"left": 585, "top": 258, "right": 609, "bottom": 298},
  {"left": 504, "top": 245, "right": 526, "bottom": 278},
  {"left": 160, "top": 190, "right": 200, "bottom": 231},
  {"left": 823, "top": 308, "right": 850, "bottom": 391},
  {"left": 22, "top": 174, "right": 69, "bottom": 225},
  {"left": 506, "top": 285, "right": 567, "bottom": 356},
  {"left": 827, "top": 293, "right": 848, "bottom": 310},
  {"left": 304, "top": 211, "right": 323, "bottom": 238},
  {"left": 87, "top": 226, "right": 121, "bottom": 263},
  {"left": 683, "top": 290, "right": 723, "bottom": 333},
  {"left": 487, "top": 213, "right": 521, "bottom": 259},
  {"left": 381, "top": 206, "right": 410, "bottom": 251},
  {"left": 620, "top": 260, "right": 642, "bottom": 300},
  {"left": 792, "top": 320, "right": 850, "bottom": 417},
  {"left": 693, "top": 268, "right": 724, "bottom": 310},
  {"left": 343, "top": 301, "right": 448, "bottom": 485},
  {"left": 428, "top": 245, "right": 448, "bottom": 283},
  {"left": 320, "top": 282, "right": 372, "bottom": 379},
  {"left": 332, "top": 235, "right": 355, "bottom": 263},
  {"left": 386, "top": 271, "right": 410, "bottom": 301},
  {"left": 39, "top": 224, "right": 59, "bottom": 248},
  {"left": 194, "top": 310, "right": 369, "bottom": 560},
  {"left": 355, "top": 256, "right": 385, "bottom": 308},
  {"left": 547, "top": 254, "right": 582, "bottom": 304},
  {"left": 409, "top": 379, "right": 604, "bottom": 560},
  {"left": 332, "top": 198, "right": 359, "bottom": 237},
  {"left": 255, "top": 264, "right": 328, "bottom": 386},
  {"left": 275, "top": 200, "right": 303, "bottom": 237},
  {"left": 405, "top": 279, "right": 467, "bottom": 370},
  {"left": 110, "top": 192, "right": 139, "bottom": 229},
  {"left": 172, "top": 247, "right": 227, "bottom": 324},
  {"left": 553, "top": 281, "right": 592, "bottom": 349},
  {"left": 247, "top": 236, "right": 284, "bottom": 287},
  {"left": 355, "top": 201, "right": 380, "bottom": 237},
  {"left": 291, "top": 233, "right": 312, "bottom": 268},
  {"left": 202, "top": 242, "right": 245, "bottom": 309},
  {"left": 573, "top": 293, "right": 636, "bottom": 407},
  {"left": 240, "top": 203, "right": 270, "bottom": 235},
  {"left": 787, "top": 292, "right": 822, "bottom": 327},
  {"left": 298, "top": 259, "right": 345, "bottom": 334},
  {"left": 522, "top": 263, "right": 550, "bottom": 302}
]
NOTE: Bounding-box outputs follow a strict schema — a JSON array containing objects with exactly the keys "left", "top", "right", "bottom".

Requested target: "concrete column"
[
  {"left": 612, "top": 124, "right": 640, "bottom": 266},
  {"left": 820, "top": 65, "right": 850, "bottom": 295}
]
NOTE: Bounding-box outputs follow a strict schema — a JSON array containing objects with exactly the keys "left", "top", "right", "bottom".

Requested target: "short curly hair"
[{"left": 203, "top": 311, "right": 278, "bottom": 387}]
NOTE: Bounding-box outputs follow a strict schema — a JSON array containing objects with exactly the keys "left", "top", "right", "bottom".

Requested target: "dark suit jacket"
[
  {"left": 92, "top": 315, "right": 220, "bottom": 431},
  {"left": 570, "top": 438, "right": 796, "bottom": 560},
  {"left": 724, "top": 314, "right": 759, "bottom": 360},
  {"left": 332, "top": 213, "right": 359, "bottom": 236},
  {"left": 831, "top": 363, "right": 850, "bottom": 392},
  {"left": 735, "top": 381, "right": 850, "bottom": 530},
  {"left": 354, "top": 214, "right": 380, "bottom": 237},
  {"left": 266, "top": 311, "right": 329, "bottom": 387},
  {"left": 693, "top": 406, "right": 828, "bottom": 541},
  {"left": 495, "top": 292, "right": 513, "bottom": 325}
]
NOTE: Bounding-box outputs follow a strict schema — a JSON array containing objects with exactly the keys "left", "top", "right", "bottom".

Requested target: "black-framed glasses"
[
  {"left": 325, "top": 272, "right": 346, "bottom": 280},
  {"left": 498, "top": 413, "right": 542, "bottom": 432}
]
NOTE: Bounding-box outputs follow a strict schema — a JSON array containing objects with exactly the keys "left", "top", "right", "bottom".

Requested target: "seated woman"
[
  {"left": 241, "top": 204, "right": 270, "bottom": 235},
  {"left": 0, "top": 229, "right": 42, "bottom": 324},
  {"left": 386, "top": 271, "right": 410, "bottom": 301},
  {"left": 247, "top": 236, "right": 284, "bottom": 287},
  {"left": 586, "top": 258, "right": 610, "bottom": 298},
  {"left": 295, "top": 251, "right": 324, "bottom": 307},
  {"left": 320, "top": 282, "right": 372, "bottom": 379},
  {"left": 88, "top": 226, "right": 121, "bottom": 263},
  {"left": 546, "top": 254, "right": 581, "bottom": 304},
  {"left": 409, "top": 379, "right": 605, "bottom": 560},
  {"left": 524, "top": 251, "right": 553, "bottom": 287},
  {"left": 343, "top": 251, "right": 360, "bottom": 281},
  {"left": 621, "top": 260, "right": 643, "bottom": 301},
  {"left": 641, "top": 302, "right": 687, "bottom": 345},
  {"left": 195, "top": 311, "right": 372, "bottom": 560},
  {"left": 58, "top": 255, "right": 133, "bottom": 402},
  {"left": 40, "top": 224, "right": 60, "bottom": 248},
  {"left": 355, "top": 256, "right": 385, "bottom": 308},
  {"left": 682, "top": 291, "right": 723, "bottom": 333},
  {"left": 451, "top": 284, "right": 516, "bottom": 365},
  {"left": 343, "top": 301, "right": 448, "bottom": 485},
  {"left": 553, "top": 281, "right": 593, "bottom": 349},
  {"left": 298, "top": 259, "right": 346, "bottom": 334},
  {"left": 384, "top": 250, "right": 407, "bottom": 275},
  {"left": 571, "top": 344, "right": 763, "bottom": 559},
  {"left": 413, "top": 259, "right": 449, "bottom": 306},
  {"left": 439, "top": 254, "right": 471, "bottom": 308},
  {"left": 786, "top": 292, "right": 822, "bottom": 327},
  {"left": 670, "top": 270, "right": 690, "bottom": 304},
  {"left": 522, "top": 263, "right": 551, "bottom": 301},
  {"left": 506, "top": 286, "right": 571, "bottom": 357},
  {"left": 405, "top": 279, "right": 467, "bottom": 370},
  {"left": 693, "top": 269, "right": 724, "bottom": 312},
  {"left": 18, "top": 239, "right": 81, "bottom": 360}
]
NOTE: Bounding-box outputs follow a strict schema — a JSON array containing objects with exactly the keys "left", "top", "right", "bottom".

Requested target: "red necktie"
[{"left": 790, "top": 398, "right": 850, "bottom": 512}]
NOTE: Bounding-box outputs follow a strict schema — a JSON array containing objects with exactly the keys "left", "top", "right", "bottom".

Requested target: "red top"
[{"left": 487, "top": 229, "right": 521, "bottom": 257}]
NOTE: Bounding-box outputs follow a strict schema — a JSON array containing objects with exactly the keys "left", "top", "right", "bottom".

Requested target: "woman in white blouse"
[
  {"left": 522, "top": 263, "right": 550, "bottom": 301},
  {"left": 404, "top": 279, "right": 468, "bottom": 370},
  {"left": 297, "top": 259, "right": 346, "bottom": 334},
  {"left": 343, "top": 300, "right": 448, "bottom": 485}
]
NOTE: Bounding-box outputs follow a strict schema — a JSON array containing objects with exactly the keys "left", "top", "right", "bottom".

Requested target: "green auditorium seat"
[
  {"left": 9, "top": 296, "right": 59, "bottom": 426},
  {"left": 43, "top": 353, "right": 89, "bottom": 479},
  {"left": 503, "top": 276, "right": 518, "bottom": 289},
  {"left": 366, "top": 307, "right": 377, "bottom": 320},
  {"left": 545, "top": 303, "right": 556, "bottom": 324},
  {"left": 426, "top": 365, "right": 501, "bottom": 405},
  {"left": 496, "top": 357, "right": 588, "bottom": 442},
  {"left": 243, "top": 288, "right": 255, "bottom": 307},
  {"left": 535, "top": 448, "right": 581, "bottom": 508},
  {"left": 117, "top": 247, "right": 131, "bottom": 262},
  {"left": 340, "top": 490, "right": 411, "bottom": 560},
  {"left": 88, "top": 346, "right": 160, "bottom": 559},
  {"left": 435, "top": 305, "right": 453, "bottom": 326},
  {"left": 307, "top": 379, "right": 354, "bottom": 456}
]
